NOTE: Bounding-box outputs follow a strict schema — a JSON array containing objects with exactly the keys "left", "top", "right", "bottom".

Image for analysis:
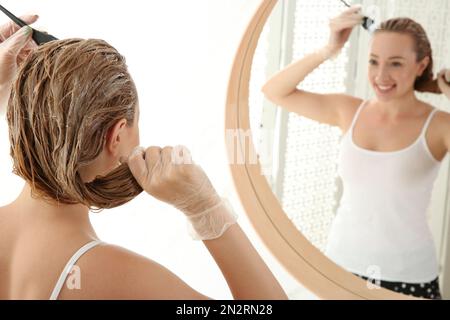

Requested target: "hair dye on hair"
[{"left": 7, "top": 39, "right": 143, "bottom": 212}]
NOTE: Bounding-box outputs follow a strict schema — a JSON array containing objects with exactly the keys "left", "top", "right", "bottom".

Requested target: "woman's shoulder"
[
  {"left": 337, "top": 96, "right": 364, "bottom": 132},
  {"left": 421, "top": 102, "right": 450, "bottom": 157},
  {"left": 410, "top": 101, "right": 446, "bottom": 127},
  {"left": 57, "top": 243, "right": 210, "bottom": 300},
  {"left": 426, "top": 102, "right": 450, "bottom": 123}
]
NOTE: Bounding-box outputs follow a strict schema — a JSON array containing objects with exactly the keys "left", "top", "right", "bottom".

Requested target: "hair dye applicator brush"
[{"left": 0, "top": 4, "right": 58, "bottom": 45}]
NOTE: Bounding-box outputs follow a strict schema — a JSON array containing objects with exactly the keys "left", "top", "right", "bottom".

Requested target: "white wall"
[{"left": 0, "top": 0, "right": 305, "bottom": 299}]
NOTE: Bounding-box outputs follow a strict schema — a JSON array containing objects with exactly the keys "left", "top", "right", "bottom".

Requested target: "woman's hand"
[
  {"left": 126, "top": 145, "right": 222, "bottom": 216},
  {"left": 437, "top": 68, "right": 450, "bottom": 100},
  {"left": 0, "top": 14, "right": 39, "bottom": 115},
  {"left": 324, "top": 5, "right": 364, "bottom": 58}
]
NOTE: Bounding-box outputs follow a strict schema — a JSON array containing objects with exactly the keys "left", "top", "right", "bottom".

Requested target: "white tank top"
[
  {"left": 325, "top": 100, "right": 441, "bottom": 283},
  {"left": 49, "top": 240, "right": 103, "bottom": 300}
]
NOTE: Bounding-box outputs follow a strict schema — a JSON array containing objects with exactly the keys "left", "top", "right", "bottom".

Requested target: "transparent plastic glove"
[
  {"left": 126, "top": 145, "right": 238, "bottom": 239},
  {"left": 322, "top": 5, "right": 364, "bottom": 59},
  {"left": 185, "top": 197, "right": 238, "bottom": 240},
  {"left": 0, "top": 14, "right": 38, "bottom": 114},
  {"left": 437, "top": 68, "right": 450, "bottom": 100}
]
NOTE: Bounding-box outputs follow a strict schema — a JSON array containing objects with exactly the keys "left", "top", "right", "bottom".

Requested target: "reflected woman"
[{"left": 262, "top": 5, "right": 450, "bottom": 299}]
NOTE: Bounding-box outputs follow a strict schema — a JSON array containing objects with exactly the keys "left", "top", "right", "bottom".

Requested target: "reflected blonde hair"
[
  {"left": 374, "top": 17, "right": 442, "bottom": 94},
  {"left": 7, "top": 38, "right": 143, "bottom": 212}
]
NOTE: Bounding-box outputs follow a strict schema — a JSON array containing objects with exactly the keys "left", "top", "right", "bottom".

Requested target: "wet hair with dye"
[
  {"left": 7, "top": 38, "right": 143, "bottom": 212},
  {"left": 373, "top": 17, "right": 442, "bottom": 94}
]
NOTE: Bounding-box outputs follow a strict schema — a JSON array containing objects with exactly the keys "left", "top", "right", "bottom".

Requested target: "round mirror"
[{"left": 226, "top": 0, "right": 450, "bottom": 299}]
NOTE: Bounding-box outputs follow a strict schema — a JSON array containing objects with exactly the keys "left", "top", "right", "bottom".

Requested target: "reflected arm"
[{"left": 261, "top": 47, "right": 359, "bottom": 128}]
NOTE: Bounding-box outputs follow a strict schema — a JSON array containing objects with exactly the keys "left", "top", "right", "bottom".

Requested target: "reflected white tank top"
[{"left": 325, "top": 100, "right": 441, "bottom": 283}]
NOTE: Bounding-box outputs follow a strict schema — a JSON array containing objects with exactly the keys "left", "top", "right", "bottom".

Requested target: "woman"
[
  {"left": 0, "top": 16, "right": 287, "bottom": 300},
  {"left": 262, "top": 5, "right": 450, "bottom": 299}
]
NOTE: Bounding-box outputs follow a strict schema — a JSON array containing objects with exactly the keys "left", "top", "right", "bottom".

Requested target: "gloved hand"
[
  {"left": 0, "top": 14, "right": 38, "bottom": 115},
  {"left": 126, "top": 145, "right": 222, "bottom": 216},
  {"left": 437, "top": 68, "right": 450, "bottom": 100},
  {"left": 322, "top": 5, "right": 364, "bottom": 59}
]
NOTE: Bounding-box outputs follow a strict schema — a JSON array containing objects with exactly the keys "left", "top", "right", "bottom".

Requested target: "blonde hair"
[
  {"left": 373, "top": 17, "right": 441, "bottom": 94},
  {"left": 7, "top": 38, "right": 143, "bottom": 212}
]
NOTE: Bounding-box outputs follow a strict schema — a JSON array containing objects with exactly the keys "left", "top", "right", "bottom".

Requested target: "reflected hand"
[
  {"left": 0, "top": 14, "right": 39, "bottom": 115},
  {"left": 437, "top": 69, "right": 450, "bottom": 100},
  {"left": 325, "top": 5, "right": 364, "bottom": 58},
  {"left": 126, "top": 145, "right": 222, "bottom": 216}
]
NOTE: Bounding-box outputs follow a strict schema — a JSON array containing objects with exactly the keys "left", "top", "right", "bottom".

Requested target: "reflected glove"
[{"left": 437, "top": 69, "right": 450, "bottom": 100}]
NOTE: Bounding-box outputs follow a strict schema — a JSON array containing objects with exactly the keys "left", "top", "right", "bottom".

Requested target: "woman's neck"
[
  {"left": 372, "top": 91, "right": 423, "bottom": 118},
  {"left": 10, "top": 183, "right": 98, "bottom": 239}
]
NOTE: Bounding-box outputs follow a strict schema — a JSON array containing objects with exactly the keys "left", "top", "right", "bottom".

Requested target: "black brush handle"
[
  {"left": 0, "top": 4, "right": 58, "bottom": 44},
  {"left": 0, "top": 4, "right": 28, "bottom": 27},
  {"left": 339, "top": 0, "right": 351, "bottom": 7}
]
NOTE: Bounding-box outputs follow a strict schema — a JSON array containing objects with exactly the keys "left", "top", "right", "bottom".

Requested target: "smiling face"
[{"left": 368, "top": 32, "right": 430, "bottom": 102}]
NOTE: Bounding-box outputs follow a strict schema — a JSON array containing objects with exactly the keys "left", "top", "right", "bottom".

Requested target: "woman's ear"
[
  {"left": 417, "top": 56, "right": 430, "bottom": 76},
  {"left": 105, "top": 119, "right": 128, "bottom": 153}
]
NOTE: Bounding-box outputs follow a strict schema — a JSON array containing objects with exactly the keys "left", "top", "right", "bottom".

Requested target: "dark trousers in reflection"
[{"left": 353, "top": 273, "right": 442, "bottom": 300}]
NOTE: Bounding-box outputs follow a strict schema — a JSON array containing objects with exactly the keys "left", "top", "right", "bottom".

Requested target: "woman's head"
[
  {"left": 368, "top": 17, "right": 441, "bottom": 101},
  {"left": 7, "top": 38, "right": 143, "bottom": 212}
]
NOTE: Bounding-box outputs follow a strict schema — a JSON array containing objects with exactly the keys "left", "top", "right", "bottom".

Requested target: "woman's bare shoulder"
[
  {"left": 430, "top": 107, "right": 450, "bottom": 132},
  {"left": 340, "top": 95, "right": 364, "bottom": 114},
  {"left": 338, "top": 96, "right": 364, "bottom": 132},
  {"left": 421, "top": 105, "right": 450, "bottom": 158},
  {"left": 57, "top": 242, "right": 210, "bottom": 300},
  {"left": 429, "top": 106, "right": 450, "bottom": 126},
  {"left": 433, "top": 107, "right": 450, "bottom": 117}
]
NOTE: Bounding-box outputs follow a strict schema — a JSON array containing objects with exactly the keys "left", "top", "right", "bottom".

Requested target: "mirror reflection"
[{"left": 249, "top": 0, "right": 450, "bottom": 299}]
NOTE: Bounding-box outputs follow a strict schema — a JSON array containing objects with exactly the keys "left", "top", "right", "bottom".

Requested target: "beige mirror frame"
[{"left": 224, "top": 0, "right": 416, "bottom": 300}]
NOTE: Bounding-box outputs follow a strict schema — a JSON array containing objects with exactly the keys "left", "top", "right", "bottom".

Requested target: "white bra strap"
[{"left": 49, "top": 240, "right": 103, "bottom": 300}]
